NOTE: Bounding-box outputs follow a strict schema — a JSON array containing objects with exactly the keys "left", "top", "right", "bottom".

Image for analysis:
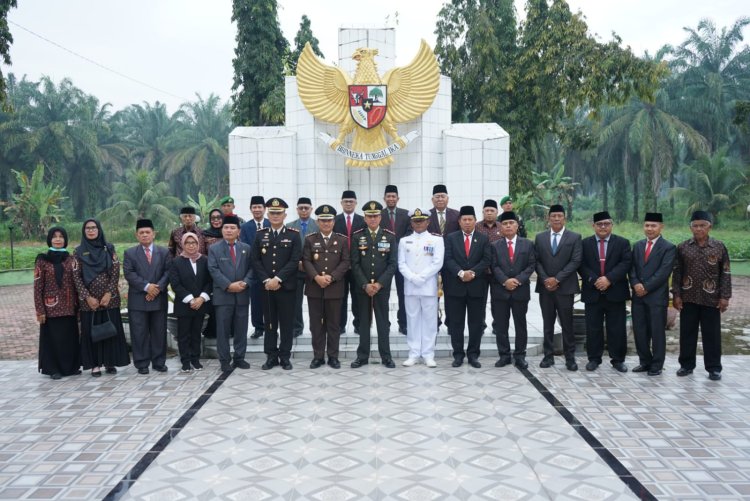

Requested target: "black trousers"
[
  {"left": 176, "top": 314, "right": 204, "bottom": 365},
  {"left": 539, "top": 292, "right": 575, "bottom": 360},
  {"left": 395, "top": 270, "right": 406, "bottom": 329},
  {"left": 446, "top": 294, "right": 486, "bottom": 360},
  {"left": 339, "top": 270, "right": 360, "bottom": 333},
  {"left": 293, "top": 275, "right": 305, "bottom": 335},
  {"left": 584, "top": 296, "right": 627, "bottom": 364},
  {"left": 309, "top": 296, "right": 343, "bottom": 359},
  {"left": 631, "top": 301, "right": 667, "bottom": 370},
  {"left": 491, "top": 296, "right": 529, "bottom": 358},
  {"left": 129, "top": 309, "right": 167, "bottom": 369},
  {"left": 679, "top": 302, "right": 722, "bottom": 372},
  {"left": 249, "top": 279, "right": 264, "bottom": 331},
  {"left": 262, "top": 288, "right": 295, "bottom": 361},
  {"left": 356, "top": 290, "right": 392, "bottom": 360}
]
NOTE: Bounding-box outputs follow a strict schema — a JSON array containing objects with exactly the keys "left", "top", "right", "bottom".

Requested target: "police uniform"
[
  {"left": 350, "top": 201, "right": 398, "bottom": 368},
  {"left": 303, "top": 204, "right": 351, "bottom": 369},
  {"left": 398, "top": 208, "right": 445, "bottom": 366},
  {"left": 250, "top": 198, "right": 301, "bottom": 370}
]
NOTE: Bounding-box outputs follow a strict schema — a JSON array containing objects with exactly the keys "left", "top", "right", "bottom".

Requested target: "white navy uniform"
[{"left": 398, "top": 229, "right": 445, "bottom": 362}]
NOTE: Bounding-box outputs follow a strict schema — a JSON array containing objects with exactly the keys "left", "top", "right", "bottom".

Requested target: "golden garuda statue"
[{"left": 296, "top": 40, "right": 440, "bottom": 167}]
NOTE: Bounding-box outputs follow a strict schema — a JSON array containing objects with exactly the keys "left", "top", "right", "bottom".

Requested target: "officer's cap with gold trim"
[
  {"left": 315, "top": 204, "right": 337, "bottom": 220},
  {"left": 265, "top": 197, "right": 288, "bottom": 213},
  {"left": 408, "top": 208, "right": 430, "bottom": 221},
  {"left": 363, "top": 200, "right": 383, "bottom": 215}
]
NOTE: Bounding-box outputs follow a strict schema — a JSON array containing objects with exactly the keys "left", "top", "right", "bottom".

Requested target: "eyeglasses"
[
  {"left": 595, "top": 222, "right": 612, "bottom": 227},
  {"left": 210, "top": 216, "right": 223, "bottom": 220},
  {"left": 84, "top": 226, "right": 98, "bottom": 231}
]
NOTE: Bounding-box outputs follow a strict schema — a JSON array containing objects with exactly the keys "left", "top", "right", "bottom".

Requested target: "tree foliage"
[
  {"left": 0, "top": 0, "right": 16, "bottom": 110},
  {"left": 98, "top": 167, "right": 180, "bottom": 230},
  {"left": 4, "top": 163, "right": 66, "bottom": 238},
  {"left": 289, "top": 15, "right": 324, "bottom": 75}
]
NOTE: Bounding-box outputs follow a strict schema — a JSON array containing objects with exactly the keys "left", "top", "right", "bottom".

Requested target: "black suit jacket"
[
  {"left": 442, "top": 230, "right": 492, "bottom": 297},
  {"left": 380, "top": 207, "right": 410, "bottom": 240},
  {"left": 534, "top": 228, "right": 583, "bottom": 295},
  {"left": 333, "top": 212, "right": 366, "bottom": 251},
  {"left": 490, "top": 237, "right": 536, "bottom": 301},
  {"left": 251, "top": 227, "right": 302, "bottom": 291},
  {"left": 169, "top": 256, "right": 212, "bottom": 316},
  {"left": 630, "top": 237, "right": 676, "bottom": 306},
  {"left": 427, "top": 207, "right": 460, "bottom": 236},
  {"left": 579, "top": 234, "right": 632, "bottom": 303}
]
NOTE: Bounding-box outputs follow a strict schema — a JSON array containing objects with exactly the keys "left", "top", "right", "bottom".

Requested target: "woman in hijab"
[
  {"left": 34, "top": 227, "right": 81, "bottom": 379},
  {"left": 202, "top": 208, "right": 224, "bottom": 249},
  {"left": 72, "top": 219, "right": 130, "bottom": 376},
  {"left": 169, "top": 232, "right": 212, "bottom": 372}
]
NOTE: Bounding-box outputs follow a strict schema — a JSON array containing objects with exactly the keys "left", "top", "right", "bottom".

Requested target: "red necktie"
[
  {"left": 144, "top": 246, "right": 151, "bottom": 264},
  {"left": 346, "top": 215, "right": 352, "bottom": 240},
  {"left": 390, "top": 211, "right": 395, "bottom": 231},
  {"left": 599, "top": 239, "right": 606, "bottom": 276},
  {"left": 508, "top": 240, "right": 514, "bottom": 263},
  {"left": 229, "top": 244, "right": 236, "bottom": 265},
  {"left": 464, "top": 234, "right": 471, "bottom": 257},
  {"left": 644, "top": 240, "right": 653, "bottom": 262}
]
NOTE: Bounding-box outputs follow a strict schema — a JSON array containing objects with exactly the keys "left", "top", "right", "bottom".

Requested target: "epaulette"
[
  {"left": 383, "top": 228, "right": 395, "bottom": 235},
  {"left": 353, "top": 228, "right": 365, "bottom": 234},
  {"left": 430, "top": 232, "right": 442, "bottom": 237},
  {"left": 333, "top": 232, "right": 347, "bottom": 238},
  {"left": 287, "top": 227, "right": 299, "bottom": 232},
  {"left": 305, "top": 232, "right": 319, "bottom": 238},
  {"left": 259, "top": 227, "right": 271, "bottom": 232}
]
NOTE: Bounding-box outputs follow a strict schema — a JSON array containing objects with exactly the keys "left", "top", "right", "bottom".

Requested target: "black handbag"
[{"left": 90, "top": 310, "right": 118, "bottom": 343}]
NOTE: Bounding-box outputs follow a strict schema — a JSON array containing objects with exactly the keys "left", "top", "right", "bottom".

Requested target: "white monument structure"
[{"left": 228, "top": 27, "right": 509, "bottom": 216}]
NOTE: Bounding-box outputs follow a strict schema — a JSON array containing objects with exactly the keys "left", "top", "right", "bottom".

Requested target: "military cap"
[
  {"left": 265, "top": 197, "right": 288, "bottom": 213},
  {"left": 409, "top": 208, "right": 430, "bottom": 220},
  {"left": 219, "top": 196, "right": 234, "bottom": 205},
  {"left": 315, "top": 204, "right": 337, "bottom": 219},
  {"left": 363, "top": 201, "right": 383, "bottom": 215},
  {"left": 593, "top": 211, "right": 612, "bottom": 223},
  {"left": 500, "top": 196, "right": 513, "bottom": 205},
  {"left": 250, "top": 195, "right": 265, "bottom": 206}
]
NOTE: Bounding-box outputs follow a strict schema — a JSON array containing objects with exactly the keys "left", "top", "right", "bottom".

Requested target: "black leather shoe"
[
  {"left": 585, "top": 361, "right": 600, "bottom": 371},
  {"left": 105, "top": 367, "right": 117, "bottom": 374},
  {"left": 50, "top": 373, "right": 62, "bottom": 380},
  {"left": 451, "top": 358, "right": 463, "bottom": 368},
  {"left": 137, "top": 367, "right": 149, "bottom": 375},
  {"left": 708, "top": 371, "right": 722, "bottom": 381},
  {"left": 280, "top": 359, "right": 293, "bottom": 370},
  {"left": 495, "top": 357, "right": 512, "bottom": 368},
  {"left": 647, "top": 369, "right": 662, "bottom": 376},
  {"left": 468, "top": 359, "right": 481, "bottom": 369},
  {"left": 92, "top": 370, "right": 102, "bottom": 377},
  {"left": 220, "top": 362, "right": 233, "bottom": 373},
  {"left": 250, "top": 329, "right": 264, "bottom": 339},
  {"left": 676, "top": 367, "right": 693, "bottom": 377},
  {"left": 328, "top": 358, "right": 341, "bottom": 369},
  {"left": 612, "top": 362, "right": 628, "bottom": 373},
  {"left": 398, "top": 326, "right": 407, "bottom": 335},
  {"left": 350, "top": 358, "right": 368, "bottom": 368},
  {"left": 153, "top": 365, "right": 168, "bottom": 373},
  {"left": 233, "top": 359, "right": 250, "bottom": 369},
  {"left": 382, "top": 358, "right": 395, "bottom": 368},
  {"left": 261, "top": 358, "right": 279, "bottom": 370},
  {"left": 514, "top": 358, "right": 528, "bottom": 369},
  {"left": 566, "top": 361, "right": 578, "bottom": 371},
  {"left": 632, "top": 365, "right": 649, "bottom": 373},
  {"left": 539, "top": 357, "right": 555, "bottom": 368},
  {"left": 310, "top": 358, "right": 325, "bottom": 369}
]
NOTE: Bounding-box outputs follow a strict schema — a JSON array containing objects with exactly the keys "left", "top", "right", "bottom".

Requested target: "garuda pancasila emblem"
[{"left": 296, "top": 40, "right": 440, "bottom": 167}]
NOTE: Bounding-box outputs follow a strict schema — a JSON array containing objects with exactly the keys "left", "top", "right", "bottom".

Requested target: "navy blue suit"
[{"left": 240, "top": 218, "right": 270, "bottom": 333}]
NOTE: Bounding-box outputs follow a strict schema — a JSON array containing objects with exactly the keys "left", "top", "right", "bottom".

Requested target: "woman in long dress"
[
  {"left": 200, "top": 208, "right": 224, "bottom": 338},
  {"left": 73, "top": 219, "right": 130, "bottom": 376},
  {"left": 34, "top": 227, "right": 81, "bottom": 379}
]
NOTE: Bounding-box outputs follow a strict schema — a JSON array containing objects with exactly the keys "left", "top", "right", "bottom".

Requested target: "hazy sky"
[{"left": 4, "top": 0, "right": 748, "bottom": 113}]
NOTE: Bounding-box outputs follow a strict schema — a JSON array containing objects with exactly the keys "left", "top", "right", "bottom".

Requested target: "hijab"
[
  {"left": 75, "top": 219, "right": 113, "bottom": 286},
  {"left": 179, "top": 232, "right": 202, "bottom": 263},
  {"left": 36, "top": 227, "right": 69, "bottom": 287},
  {"left": 203, "top": 209, "right": 223, "bottom": 239}
]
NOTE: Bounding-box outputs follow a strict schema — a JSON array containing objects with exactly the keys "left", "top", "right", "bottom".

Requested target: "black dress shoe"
[
  {"left": 350, "top": 358, "right": 368, "bottom": 368},
  {"left": 310, "top": 358, "right": 324, "bottom": 369},
  {"left": 261, "top": 358, "right": 278, "bottom": 370},
  {"left": 399, "top": 326, "right": 407, "bottom": 335},
  {"left": 708, "top": 371, "right": 722, "bottom": 381},
  {"left": 585, "top": 361, "right": 600, "bottom": 371},
  {"left": 250, "top": 329, "right": 264, "bottom": 339},
  {"left": 153, "top": 365, "right": 168, "bottom": 373},
  {"left": 612, "top": 362, "right": 628, "bottom": 373},
  {"left": 514, "top": 358, "right": 528, "bottom": 369},
  {"left": 220, "top": 362, "right": 233, "bottom": 373},
  {"left": 91, "top": 370, "right": 102, "bottom": 377},
  {"left": 539, "top": 357, "right": 555, "bottom": 368},
  {"left": 105, "top": 367, "right": 117, "bottom": 374},
  {"left": 233, "top": 359, "right": 250, "bottom": 369},
  {"left": 647, "top": 369, "right": 662, "bottom": 376},
  {"left": 632, "top": 365, "right": 649, "bottom": 373},
  {"left": 451, "top": 358, "right": 463, "bottom": 368},
  {"left": 468, "top": 359, "right": 481, "bottom": 369},
  {"left": 382, "top": 358, "right": 395, "bottom": 368},
  {"left": 495, "top": 357, "right": 512, "bottom": 368},
  {"left": 293, "top": 331, "right": 302, "bottom": 338},
  {"left": 137, "top": 367, "right": 149, "bottom": 375},
  {"left": 280, "top": 359, "right": 293, "bottom": 370},
  {"left": 676, "top": 367, "right": 693, "bottom": 377},
  {"left": 50, "top": 373, "right": 62, "bottom": 380},
  {"left": 566, "top": 361, "right": 578, "bottom": 371},
  {"left": 328, "top": 358, "right": 341, "bottom": 369}
]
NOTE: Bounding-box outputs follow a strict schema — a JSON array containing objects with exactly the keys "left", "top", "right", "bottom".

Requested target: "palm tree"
[
  {"left": 98, "top": 167, "right": 180, "bottom": 230},
  {"left": 670, "top": 146, "right": 749, "bottom": 225}
]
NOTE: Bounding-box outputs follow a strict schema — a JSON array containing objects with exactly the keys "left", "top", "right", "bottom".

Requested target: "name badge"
[
  {"left": 377, "top": 242, "right": 390, "bottom": 252},
  {"left": 423, "top": 245, "right": 434, "bottom": 256}
]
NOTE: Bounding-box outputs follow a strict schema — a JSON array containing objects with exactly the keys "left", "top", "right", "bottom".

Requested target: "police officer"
[
  {"left": 250, "top": 198, "right": 301, "bottom": 370},
  {"left": 303, "top": 205, "right": 351, "bottom": 369},
  {"left": 351, "top": 201, "right": 398, "bottom": 369}
]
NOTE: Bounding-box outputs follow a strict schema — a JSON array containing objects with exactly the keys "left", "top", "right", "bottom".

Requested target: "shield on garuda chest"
[{"left": 349, "top": 85, "right": 387, "bottom": 129}]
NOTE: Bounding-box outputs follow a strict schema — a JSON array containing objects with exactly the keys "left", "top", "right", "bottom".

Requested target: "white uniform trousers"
[{"left": 405, "top": 295, "right": 438, "bottom": 360}]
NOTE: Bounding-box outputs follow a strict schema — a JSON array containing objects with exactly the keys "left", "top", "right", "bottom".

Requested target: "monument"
[{"left": 228, "top": 27, "right": 509, "bottom": 216}]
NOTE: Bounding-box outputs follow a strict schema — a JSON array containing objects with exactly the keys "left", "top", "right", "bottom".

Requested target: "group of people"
[{"left": 34, "top": 185, "right": 732, "bottom": 382}]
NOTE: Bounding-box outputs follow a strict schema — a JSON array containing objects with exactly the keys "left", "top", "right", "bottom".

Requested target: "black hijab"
[
  {"left": 204, "top": 209, "right": 223, "bottom": 239},
  {"left": 75, "top": 219, "right": 113, "bottom": 286},
  {"left": 36, "top": 227, "right": 70, "bottom": 287}
]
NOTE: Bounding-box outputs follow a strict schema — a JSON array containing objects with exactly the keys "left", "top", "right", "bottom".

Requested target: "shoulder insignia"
[
  {"left": 353, "top": 228, "right": 365, "bottom": 234},
  {"left": 305, "top": 232, "right": 319, "bottom": 238},
  {"left": 430, "top": 232, "right": 442, "bottom": 237},
  {"left": 287, "top": 227, "right": 299, "bottom": 232},
  {"left": 383, "top": 229, "right": 395, "bottom": 235},
  {"left": 333, "top": 232, "right": 347, "bottom": 238},
  {"left": 259, "top": 227, "right": 271, "bottom": 232}
]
